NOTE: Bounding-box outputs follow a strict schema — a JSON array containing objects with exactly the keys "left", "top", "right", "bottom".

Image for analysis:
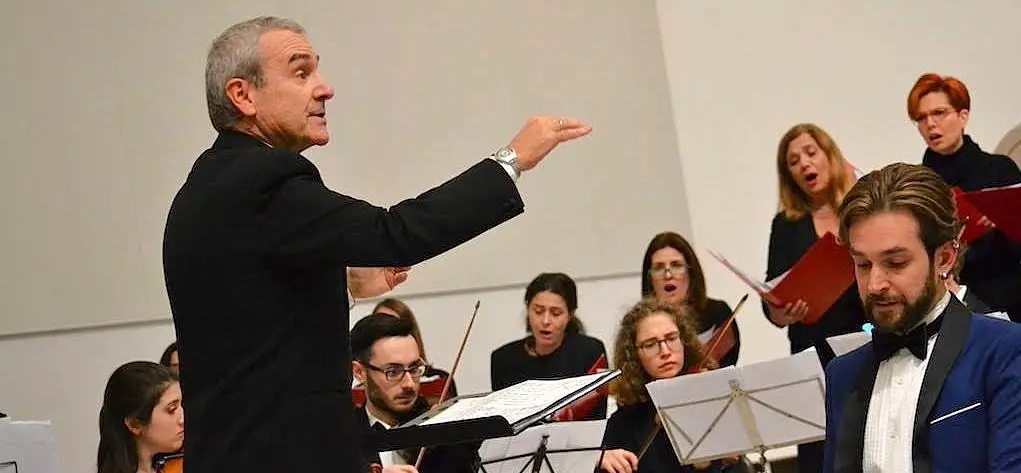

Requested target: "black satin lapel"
[
  {"left": 833, "top": 350, "right": 878, "bottom": 473},
  {"left": 911, "top": 297, "right": 972, "bottom": 473}
]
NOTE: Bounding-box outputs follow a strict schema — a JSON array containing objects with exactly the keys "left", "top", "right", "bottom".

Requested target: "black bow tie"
[{"left": 872, "top": 315, "right": 943, "bottom": 362}]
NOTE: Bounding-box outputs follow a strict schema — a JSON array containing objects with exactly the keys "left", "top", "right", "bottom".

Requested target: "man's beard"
[
  {"left": 365, "top": 376, "right": 420, "bottom": 423},
  {"left": 866, "top": 270, "right": 939, "bottom": 334}
]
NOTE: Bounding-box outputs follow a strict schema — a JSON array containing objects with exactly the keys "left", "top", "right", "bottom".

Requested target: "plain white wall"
[{"left": 5, "top": 2, "right": 1021, "bottom": 472}]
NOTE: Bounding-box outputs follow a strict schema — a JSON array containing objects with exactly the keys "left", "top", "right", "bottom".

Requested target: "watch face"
[{"left": 496, "top": 147, "right": 514, "bottom": 159}]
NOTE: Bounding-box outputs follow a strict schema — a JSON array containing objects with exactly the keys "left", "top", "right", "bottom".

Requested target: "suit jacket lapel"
[
  {"left": 911, "top": 296, "right": 972, "bottom": 473},
  {"left": 834, "top": 350, "right": 879, "bottom": 473}
]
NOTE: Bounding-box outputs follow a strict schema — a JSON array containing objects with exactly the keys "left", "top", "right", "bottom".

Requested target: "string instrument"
[
  {"left": 637, "top": 294, "right": 749, "bottom": 463},
  {"left": 412, "top": 300, "right": 481, "bottom": 469},
  {"left": 154, "top": 452, "right": 183, "bottom": 473}
]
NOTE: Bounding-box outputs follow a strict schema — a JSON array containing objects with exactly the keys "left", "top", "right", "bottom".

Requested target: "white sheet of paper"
[
  {"left": 825, "top": 332, "right": 871, "bottom": 357},
  {"left": 644, "top": 349, "right": 825, "bottom": 464},
  {"left": 478, "top": 420, "right": 606, "bottom": 473},
  {"left": 421, "top": 372, "right": 610, "bottom": 426},
  {"left": 0, "top": 420, "right": 61, "bottom": 473}
]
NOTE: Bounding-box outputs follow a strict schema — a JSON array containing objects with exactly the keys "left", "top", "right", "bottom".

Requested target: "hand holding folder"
[
  {"left": 953, "top": 184, "right": 1021, "bottom": 243},
  {"left": 708, "top": 232, "right": 855, "bottom": 325}
]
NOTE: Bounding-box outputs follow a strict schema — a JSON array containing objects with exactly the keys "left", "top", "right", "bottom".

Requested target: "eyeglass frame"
[
  {"left": 635, "top": 331, "right": 684, "bottom": 357},
  {"left": 912, "top": 106, "right": 958, "bottom": 127},
  {"left": 362, "top": 360, "right": 428, "bottom": 383},
  {"left": 648, "top": 262, "right": 688, "bottom": 279}
]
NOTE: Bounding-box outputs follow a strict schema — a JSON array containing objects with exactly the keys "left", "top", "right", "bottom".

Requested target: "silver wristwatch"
[{"left": 491, "top": 147, "right": 521, "bottom": 179}]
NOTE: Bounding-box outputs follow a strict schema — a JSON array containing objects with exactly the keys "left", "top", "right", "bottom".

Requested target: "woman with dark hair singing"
[
  {"left": 97, "top": 361, "right": 183, "bottom": 473},
  {"left": 490, "top": 272, "right": 608, "bottom": 420}
]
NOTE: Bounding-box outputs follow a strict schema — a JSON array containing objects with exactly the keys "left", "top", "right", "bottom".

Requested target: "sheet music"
[
  {"left": 706, "top": 250, "right": 773, "bottom": 293},
  {"left": 825, "top": 331, "right": 871, "bottom": 357},
  {"left": 645, "top": 349, "right": 825, "bottom": 464},
  {"left": 421, "top": 372, "right": 611, "bottom": 426},
  {"left": 478, "top": 420, "right": 606, "bottom": 473}
]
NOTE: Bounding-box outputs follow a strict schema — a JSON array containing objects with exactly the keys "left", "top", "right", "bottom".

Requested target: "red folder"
[
  {"left": 952, "top": 187, "right": 994, "bottom": 244},
  {"left": 956, "top": 184, "right": 1021, "bottom": 243},
  {"left": 549, "top": 354, "right": 608, "bottom": 422},
  {"left": 708, "top": 232, "right": 855, "bottom": 325}
]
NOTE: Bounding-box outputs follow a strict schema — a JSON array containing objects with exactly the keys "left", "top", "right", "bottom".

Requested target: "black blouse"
[
  {"left": 490, "top": 332, "right": 608, "bottom": 419},
  {"left": 601, "top": 400, "right": 727, "bottom": 473},
  {"left": 763, "top": 212, "right": 867, "bottom": 357}
]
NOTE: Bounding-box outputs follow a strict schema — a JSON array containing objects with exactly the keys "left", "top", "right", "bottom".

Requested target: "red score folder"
[
  {"left": 707, "top": 232, "right": 855, "bottom": 325},
  {"left": 953, "top": 184, "right": 1021, "bottom": 243}
]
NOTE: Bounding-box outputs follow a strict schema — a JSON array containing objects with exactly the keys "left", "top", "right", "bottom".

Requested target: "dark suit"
[
  {"left": 355, "top": 400, "right": 481, "bottom": 473},
  {"left": 163, "top": 130, "right": 523, "bottom": 473},
  {"left": 823, "top": 296, "right": 1021, "bottom": 473}
]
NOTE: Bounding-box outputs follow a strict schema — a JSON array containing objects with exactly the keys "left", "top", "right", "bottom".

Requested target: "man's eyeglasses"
[
  {"left": 637, "top": 331, "right": 684, "bottom": 357},
  {"left": 364, "top": 361, "right": 427, "bottom": 383},
  {"left": 649, "top": 262, "right": 687, "bottom": 279}
]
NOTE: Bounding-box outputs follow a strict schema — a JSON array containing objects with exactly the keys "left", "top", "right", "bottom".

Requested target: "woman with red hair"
[{"left": 907, "top": 72, "right": 1021, "bottom": 320}]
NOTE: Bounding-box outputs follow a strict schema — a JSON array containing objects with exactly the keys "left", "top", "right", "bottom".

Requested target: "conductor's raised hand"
[
  {"left": 347, "top": 266, "right": 411, "bottom": 299},
  {"left": 507, "top": 116, "right": 592, "bottom": 172}
]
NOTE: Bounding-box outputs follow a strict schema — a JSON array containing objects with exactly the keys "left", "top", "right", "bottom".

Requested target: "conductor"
[{"left": 162, "top": 16, "right": 592, "bottom": 473}]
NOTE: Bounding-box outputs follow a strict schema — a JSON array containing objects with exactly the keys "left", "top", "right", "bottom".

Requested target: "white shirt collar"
[{"left": 913, "top": 289, "right": 951, "bottom": 331}]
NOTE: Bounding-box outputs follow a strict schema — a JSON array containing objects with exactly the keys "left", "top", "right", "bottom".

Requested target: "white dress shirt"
[
  {"left": 366, "top": 406, "right": 405, "bottom": 467},
  {"left": 862, "top": 290, "right": 951, "bottom": 473}
]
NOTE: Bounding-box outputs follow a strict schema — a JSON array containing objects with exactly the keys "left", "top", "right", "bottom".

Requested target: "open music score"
[
  {"left": 707, "top": 232, "right": 855, "bottom": 325},
  {"left": 953, "top": 184, "right": 1021, "bottom": 243},
  {"left": 549, "top": 354, "right": 608, "bottom": 422}
]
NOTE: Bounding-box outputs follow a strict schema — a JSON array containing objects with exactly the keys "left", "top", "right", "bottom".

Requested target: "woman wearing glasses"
[
  {"left": 908, "top": 72, "right": 1021, "bottom": 321},
  {"left": 490, "top": 272, "right": 608, "bottom": 420},
  {"left": 599, "top": 300, "right": 743, "bottom": 473},
  {"left": 640, "top": 232, "right": 740, "bottom": 367}
]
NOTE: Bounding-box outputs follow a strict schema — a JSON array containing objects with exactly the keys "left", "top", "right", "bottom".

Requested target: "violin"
[{"left": 154, "top": 452, "right": 183, "bottom": 473}]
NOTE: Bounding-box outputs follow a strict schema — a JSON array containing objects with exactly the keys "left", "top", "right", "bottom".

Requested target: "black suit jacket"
[
  {"left": 763, "top": 212, "right": 867, "bottom": 357},
  {"left": 355, "top": 401, "right": 481, "bottom": 473},
  {"left": 163, "top": 130, "right": 523, "bottom": 473}
]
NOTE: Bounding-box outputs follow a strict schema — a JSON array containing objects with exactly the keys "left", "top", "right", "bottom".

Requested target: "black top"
[
  {"left": 356, "top": 400, "right": 480, "bottom": 473},
  {"left": 764, "top": 212, "right": 867, "bottom": 356},
  {"left": 922, "top": 134, "right": 1021, "bottom": 319},
  {"left": 163, "top": 130, "right": 523, "bottom": 473},
  {"left": 601, "top": 400, "right": 726, "bottom": 473},
  {"left": 694, "top": 298, "right": 741, "bottom": 367},
  {"left": 489, "top": 332, "right": 608, "bottom": 419}
]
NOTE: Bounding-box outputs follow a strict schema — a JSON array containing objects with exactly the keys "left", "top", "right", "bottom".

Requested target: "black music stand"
[
  {"left": 476, "top": 419, "right": 607, "bottom": 473},
  {"left": 645, "top": 349, "right": 826, "bottom": 472},
  {"left": 366, "top": 371, "right": 620, "bottom": 454}
]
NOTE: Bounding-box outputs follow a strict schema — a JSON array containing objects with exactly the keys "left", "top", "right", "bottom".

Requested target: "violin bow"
[
  {"left": 636, "top": 293, "right": 749, "bottom": 462},
  {"left": 413, "top": 300, "right": 481, "bottom": 469}
]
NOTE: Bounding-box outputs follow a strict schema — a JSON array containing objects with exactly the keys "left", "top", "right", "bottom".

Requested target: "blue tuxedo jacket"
[{"left": 823, "top": 296, "right": 1021, "bottom": 473}]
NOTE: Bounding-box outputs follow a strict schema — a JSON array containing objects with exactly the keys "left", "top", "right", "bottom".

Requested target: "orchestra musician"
[
  {"left": 490, "top": 273, "right": 609, "bottom": 420},
  {"left": 764, "top": 123, "right": 867, "bottom": 473},
  {"left": 162, "top": 15, "right": 591, "bottom": 473},
  {"left": 351, "top": 313, "right": 480, "bottom": 473},
  {"left": 640, "top": 232, "right": 741, "bottom": 367},
  {"left": 369, "top": 298, "right": 457, "bottom": 406},
  {"left": 97, "top": 361, "right": 183, "bottom": 473},
  {"left": 599, "top": 300, "right": 745, "bottom": 473}
]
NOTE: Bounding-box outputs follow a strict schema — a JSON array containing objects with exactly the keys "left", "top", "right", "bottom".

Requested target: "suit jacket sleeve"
[
  {"left": 762, "top": 213, "right": 788, "bottom": 327},
  {"left": 987, "top": 328, "right": 1021, "bottom": 471},
  {"left": 266, "top": 157, "right": 524, "bottom": 269},
  {"left": 822, "top": 361, "right": 839, "bottom": 473}
]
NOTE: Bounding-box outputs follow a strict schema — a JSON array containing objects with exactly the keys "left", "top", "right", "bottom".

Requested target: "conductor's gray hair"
[{"left": 205, "top": 16, "right": 306, "bottom": 132}]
